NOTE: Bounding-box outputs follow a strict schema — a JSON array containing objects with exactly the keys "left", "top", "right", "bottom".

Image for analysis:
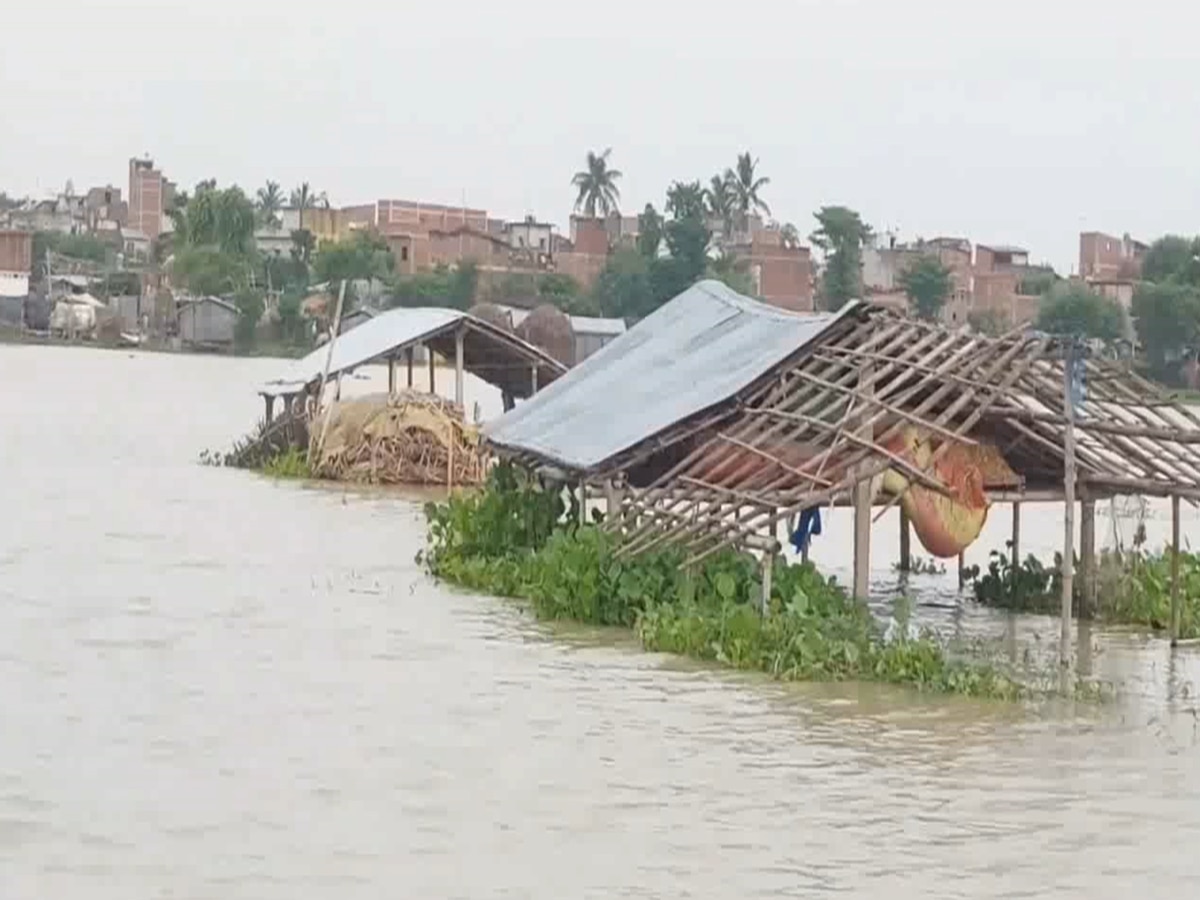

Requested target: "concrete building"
[
  {"left": 1080, "top": 231, "right": 1147, "bottom": 280},
  {"left": 505, "top": 216, "right": 554, "bottom": 254}
]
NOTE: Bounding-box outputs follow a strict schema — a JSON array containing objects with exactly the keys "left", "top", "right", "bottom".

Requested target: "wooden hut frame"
[{"left": 493, "top": 304, "right": 1200, "bottom": 662}]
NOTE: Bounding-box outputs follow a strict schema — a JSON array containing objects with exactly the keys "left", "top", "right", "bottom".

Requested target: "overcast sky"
[{"left": 3, "top": 0, "right": 1198, "bottom": 272}]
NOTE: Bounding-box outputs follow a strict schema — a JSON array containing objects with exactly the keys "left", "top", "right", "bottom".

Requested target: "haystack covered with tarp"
[{"left": 310, "top": 391, "right": 487, "bottom": 485}]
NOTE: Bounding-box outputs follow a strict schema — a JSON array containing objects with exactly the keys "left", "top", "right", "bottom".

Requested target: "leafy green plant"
[
  {"left": 893, "top": 556, "right": 947, "bottom": 576},
  {"left": 422, "top": 474, "right": 1030, "bottom": 700},
  {"left": 261, "top": 446, "right": 311, "bottom": 479}
]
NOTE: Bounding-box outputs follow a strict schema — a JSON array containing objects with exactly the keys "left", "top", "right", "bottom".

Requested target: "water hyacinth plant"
[{"left": 422, "top": 464, "right": 1029, "bottom": 700}]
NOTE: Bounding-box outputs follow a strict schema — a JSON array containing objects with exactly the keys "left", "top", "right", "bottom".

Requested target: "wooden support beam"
[
  {"left": 1061, "top": 342, "right": 1077, "bottom": 671},
  {"left": 263, "top": 393, "right": 275, "bottom": 425},
  {"left": 1011, "top": 502, "right": 1021, "bottom": 603},
  {"left": 853, "top": 360, "right": 874, "bottom": 601},
  {"left": 406, "top": 346, "right": 414, "bottom": 388},
  {"left": 530, "top": 364, "right": 539, "bottom": 395},
  {"left": 1171, "top": 494, "right": 1181, "bottom": 647},
  {"left": 387, "top": 356, "right": 396, "bottom": 394},
  {"left": 454, "top": 327, "right": 465, "bottom": 415},
  {"left": 428, "top": 344, "right": 436, "bottom": 394},
  {"left": 958, "top": 551, "right": 965, "bottom": 590},
  {"left": 1080, "top": 498, "right": 1096, "bottom": 620},
  {"left": 761, "top": 549, "right": 775, "bottom": 616},
  {"left": 898, "top": 507, "right": 911, "bottom": 573}
]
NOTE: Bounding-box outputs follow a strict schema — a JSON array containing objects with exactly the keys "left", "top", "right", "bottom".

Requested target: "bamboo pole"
[
  {"left": 1011, "top": 502, "right": 1021, "bottom": 603},
  {"left": 1061, "top": 340, "right": 1077, "bottom": 671},
  {"left": 454, "top": 326, "right": 465, "bottom": 415},
  {"left": 388, "top": 357, "right": 396, "bottom": 394},
  {"left": 1171, "top": 494, "right": 1181, "bottom": 647},
  {"left": 761, "top": 549, "right": 775, "bottom": 616},
  {"left": 852, "top": 360, "right": 874, "bottom": 601},
  {"left": 898, "top": 507, "right": 911, "bottom": 572},
  {"left": 1080, "top": 498, "right": 1096, "bottom": 620},
  {"left": 309, "top": 279, "right": 347, "bottom": 467},
  {"left": 406, "top": 346, "right": 414, "bottom": 388},
  {"left": 428, "top": 345, "right": 436, "bottom": 394}
]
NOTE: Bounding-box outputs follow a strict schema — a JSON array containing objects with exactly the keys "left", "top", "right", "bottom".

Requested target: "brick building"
[
  {"left": 128, "top": 158, "right": 174, "bottom": 240},
  {"left": 731, "top": 227, "right": 814, "bottom": 312},
  {"left": 1080, "top": 231, "right": 1147, "bottom": 280}
]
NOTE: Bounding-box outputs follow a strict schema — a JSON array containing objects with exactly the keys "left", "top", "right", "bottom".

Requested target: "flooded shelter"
[{"left": 485, "top": 279, "right": 1200, "bottom": 653}]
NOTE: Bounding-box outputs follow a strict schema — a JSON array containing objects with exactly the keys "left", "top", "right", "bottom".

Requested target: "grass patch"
[{"left": 421, "top": 465, "right": 1050, "bottom": 701}]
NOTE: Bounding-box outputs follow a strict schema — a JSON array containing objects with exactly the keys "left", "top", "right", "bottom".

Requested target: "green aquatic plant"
[
  {"left": 261, "top": 446, "right": 312, "bottom": 479},
  {"left": 422, "top": 467, "right": 1030, "bottom": 700}
]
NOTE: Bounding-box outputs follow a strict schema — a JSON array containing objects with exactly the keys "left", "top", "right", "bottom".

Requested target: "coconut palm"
[
  {"left": 705, "top": 172, "right": 737, "bottom": 239},
  {"left": 665, "top": 180, "right": 706, "bottom": 222},
  {"left": 571, "top": 149, "right": 622, "bottom": 217},
  {"left": 731, "top": 152, "right": 771, "bottom": 234},
  {"left": 289, "top": 182, "right": 328, "bottom": 230},
  {"left": 256, "top": 181, "right": 284, "bottom": 228}
]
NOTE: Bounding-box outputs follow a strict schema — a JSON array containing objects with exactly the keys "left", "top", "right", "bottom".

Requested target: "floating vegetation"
[{"left": 421, "top": 465, "right": 1041, "bottom": 700}]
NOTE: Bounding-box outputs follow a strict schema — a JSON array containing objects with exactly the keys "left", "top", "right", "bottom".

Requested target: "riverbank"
[
  {"left": 0, "top": 326, "right": 310, "bottom": 360},
  {"left": 419, "top": 466, "right": 1103, "bottom": 701}
]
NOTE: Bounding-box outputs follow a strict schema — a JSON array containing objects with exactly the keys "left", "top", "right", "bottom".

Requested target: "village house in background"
[
  {"left": 1078, "top": 230, "right": 1147, "bottom": 319},
  {"left": 127, "top": 157, "right": 174, "bottom": 241},
  {"left": 0, "top": 230, "right": 33, "bottom": 328}
]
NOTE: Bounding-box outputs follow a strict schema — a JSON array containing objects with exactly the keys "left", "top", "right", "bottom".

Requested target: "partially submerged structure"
[
  {"left": 237, "top": 306, "right": 567, "bottom": 486},
  {"left": 485, "top": 280, "right": 1200, "bottom": 653}
]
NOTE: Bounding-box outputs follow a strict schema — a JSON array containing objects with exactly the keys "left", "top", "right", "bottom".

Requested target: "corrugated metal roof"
[
  {"left": 259, "top": 306, "right": 565, "bottom": 398},
  {"left": 484, "top": 280, "right": 857, "bottom": 473}
]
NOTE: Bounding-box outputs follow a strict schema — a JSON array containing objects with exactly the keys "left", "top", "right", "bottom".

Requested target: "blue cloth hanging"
[{"left": 789, "top": 507, "right": 823, "bottom": 554}]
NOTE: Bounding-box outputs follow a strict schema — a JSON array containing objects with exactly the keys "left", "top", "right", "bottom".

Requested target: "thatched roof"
[{"left": 516, "top": 304, "right": 575, "bottom": 367}]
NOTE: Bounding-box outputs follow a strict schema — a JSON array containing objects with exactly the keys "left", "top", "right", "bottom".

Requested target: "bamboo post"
[
  {"left": 388, "top": 356, "right": 396, "bottom": 394},
  {"left": 1171, "top": 494, "right": 1181, "bottom": 647},
  {"left": 447, "top": 428, "right": 454, "bottom": 496},
  {"left": 309, "top": 279, "right": 347, "bottom": 467},
  {"left": 898, "top": 507, "right": 911, "bottom": 573},
  {"left": 1080, "top": 498, "right": 1096, "bottom": 620},
  {"left": 530, "top": 364, "right": 539, "bottom": 394},
  {"left": 605, "top": 480, "right": 624, "bottom": 530},
  {"left": 406, "top": 346, "right": 414, "bottom": 388},
  {"left": 263, "top": 393, "right": 275, "bottom": 425},
  {"left": 1061, "top": 341, "right": 1077, "bottom": 670},
  {"left": 852, "top": 361, "right": 874, "bottom": 601},
  {"left": 761, "top": 549, "right": 774, "bottom": 616},
  {"left": 454, "top": 326, "right": 465, "bottom": 417},
  {"left": 428, "top": 345, "right": 436, "bottom": 394},
  {"left": 957, "top": 551, "right": 965, "bottom": 590},
  {"left": 1011, "top": 501, "right": 1021, "bottom": 593}
]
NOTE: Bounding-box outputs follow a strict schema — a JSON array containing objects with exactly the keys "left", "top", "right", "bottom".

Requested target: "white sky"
[{"left": 3, "top": 0, "right": 1198, "bottom": 273}]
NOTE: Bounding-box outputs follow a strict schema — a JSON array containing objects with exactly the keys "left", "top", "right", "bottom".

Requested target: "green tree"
[
  {"left": 232, "top": 287, "right": 265, "bottom": 351},
  {"left": 1141, "top": 235, "right": 1200, "bottom": 285},
  {"left": 810, "top": 206, "right": 872, "bottom": 311},
  {"left": 171, "top": 245, "right": 253, "bottom": 296},
  {"left": 665, "top": 180, "right": 706, "bottom": 221},
  {"left": 313, "top": 231, "right": 394, "bottom": 286},
  {"left": 1035, "top": 282, "right": 1125, "bottom": 341},
  {"left": 636, "top": 204, "right": 663, "bottom": 259},
  {"left": 388, "top": 262, "right": 478, "bottom": 310},
  {"left": 571, "top": 148, "right": 622, "bottom": 217},
  {"left": 290, "top": 229, "right": 316, "bottom": 265},
  {"left": 705, "top": 172, "right": 737, "bottom": 238},
  {"left": 537, "top": 272, "right": 580, "bottom": 302},
  {"left": 1131, "top": 280, "right": 1200, "bottom": 370},
  {"left": 897, "top": 254, "right": 953, "bottom": 321},
  {"left": 256, "top": 181, "right": 284, "bottom": 228},
  {"left": 731, "top": 152, "right": 770, "bottom": 233},
  {"left": 708, "top": 249, "right": 755, "bottom": 296},
  {"left": 289, "top": 182, "right": 327, "bottom": 231},
  {"left": 172, "top": 182, "right": 256, "bottom": 255},
  {"left": 968, "top": 309, "right": 1006, "bottom": 337},
  {"left": 589, "top": 248, "right": 654, "bottom": 319}
]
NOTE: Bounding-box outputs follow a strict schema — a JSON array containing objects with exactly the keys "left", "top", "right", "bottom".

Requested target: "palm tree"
[
  {"left": 289, "top": 182, "right": 327, "bottom": 230},
  {"left": 665, "top": 180, "right": 706, "bottom": 221},
  {"left": 705, "top": 172, "right": 737, "bottom": 240},
  {"left": 256, "top": 181, "right": 284, "bottom": 229},
  {"left": 731, "top": 152, "right": 771, "bottom": 236},
  {"left": 571, "top": 149, "right": 622, "bottom": 217}
]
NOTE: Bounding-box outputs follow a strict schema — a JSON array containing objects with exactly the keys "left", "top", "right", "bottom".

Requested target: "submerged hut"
[
  {"left": 485, "top": 279, "right": 1200, "bottom": 657},
  {"left": 247, "top": 305, "right": 567, "bottom": 486}
]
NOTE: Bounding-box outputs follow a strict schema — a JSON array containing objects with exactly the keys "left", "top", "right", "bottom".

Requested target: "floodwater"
[{"left": 2, "top": 343, "right": 1199, "bottom": 899}]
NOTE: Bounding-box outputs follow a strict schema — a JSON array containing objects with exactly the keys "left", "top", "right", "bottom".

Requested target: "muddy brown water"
[{"left": 2, "top": 344, "right": 1199, "bottom": 899}]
